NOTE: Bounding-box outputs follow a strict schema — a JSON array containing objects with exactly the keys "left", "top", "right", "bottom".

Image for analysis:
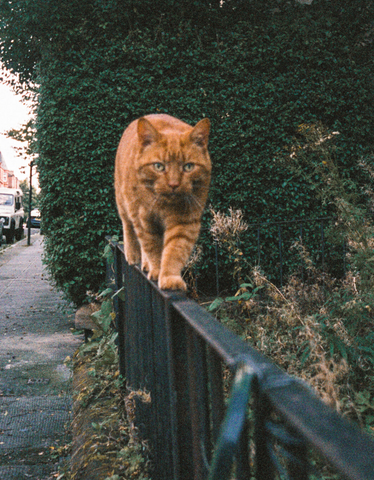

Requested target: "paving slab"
[
  {"left": 0, "top": 233, "right": 83, "bottom": 479},
  {"left": 0, "top": 464, "right": 53, "bottom": 480}
]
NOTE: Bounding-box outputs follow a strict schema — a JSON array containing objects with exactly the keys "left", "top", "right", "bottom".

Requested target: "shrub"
[
  {"left": 1, "top": 0, "right": 373, "bottom": 303},
  {"left": 207, "top": 124, "right": 374, "bottom": 435}
]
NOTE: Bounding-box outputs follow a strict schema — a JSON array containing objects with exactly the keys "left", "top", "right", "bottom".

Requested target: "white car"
[{"left": 0, "top": 188, "right": 24, "bottom": 243}]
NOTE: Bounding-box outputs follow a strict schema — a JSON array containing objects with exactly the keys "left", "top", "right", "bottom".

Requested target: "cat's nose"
[{"left": 169, "top": 181, "right": 180, "bottom": 191}]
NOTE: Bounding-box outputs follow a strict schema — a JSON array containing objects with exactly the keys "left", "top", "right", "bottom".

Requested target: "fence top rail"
[
  {"left": 109, "top": 238, "right": 374, "bottom": 480},
  {"left": 170, "top": 298, "right": 374, "bottom": 480}
]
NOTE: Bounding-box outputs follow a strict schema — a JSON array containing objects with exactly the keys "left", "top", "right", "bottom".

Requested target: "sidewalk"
[{"left": 0, "top": 234, "right": 82, "bottom": 479}]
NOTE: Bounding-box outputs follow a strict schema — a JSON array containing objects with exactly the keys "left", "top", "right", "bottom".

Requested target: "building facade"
[{"left": 0, "top": 151, "right": 19, "bottom": 189}]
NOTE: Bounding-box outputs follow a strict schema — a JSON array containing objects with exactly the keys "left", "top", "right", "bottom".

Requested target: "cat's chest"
[
  {"left": 145, "top": 213, "right": 165, "bottom": 236},
  {"left": 138, "top": 207, "right": 183, "bottom": 234}
]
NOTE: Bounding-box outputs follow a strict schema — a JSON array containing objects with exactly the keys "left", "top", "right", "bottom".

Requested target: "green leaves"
[
  {"left": 207, "top": 297, "right": 224, "bottom": 312},
  {"left": 91, "top": 300, "right": 113, "bottom": 334},
  {"left": 208, "top": 283, "right": 262, "bottom": 312},
  {"left": 1, "top": 0, "right": 373, "bottom": 303}
]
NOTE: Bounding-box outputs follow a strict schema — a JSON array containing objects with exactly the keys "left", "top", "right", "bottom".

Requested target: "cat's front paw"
[
  {"left": 147, "top": 267, "right": 160, "bottom": 281},
  {"left": 126, "top": 251, "right": 141, "bottom": 265},
  {"left": 158, "top": 275, "right": 187, "bottom": 291},
  {"left": 141, "top": 258, "right": 150, "bottom": 272}
]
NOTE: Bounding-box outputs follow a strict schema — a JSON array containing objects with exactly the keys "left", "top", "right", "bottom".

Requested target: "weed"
[
  {"left": 205, "top": 124, "right": 374, "bottom": 437},
  {"left": 55, "top": 288, "right": 151, "bottom": 480},
  {"left": 183, "top": 244, "right": 203, "bottom": 299},
  {"left": 210, "top": 207, "right": 249, "bottom": 286}
]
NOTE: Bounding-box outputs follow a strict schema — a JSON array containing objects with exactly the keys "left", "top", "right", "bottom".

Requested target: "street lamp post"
[{"left": 27, "top": 160, "right": 34, "bottom": 246}]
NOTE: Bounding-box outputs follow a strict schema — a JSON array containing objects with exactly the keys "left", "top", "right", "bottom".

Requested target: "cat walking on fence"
[{"left": 115, "top": 114, "right": 211, "bottom": 291}]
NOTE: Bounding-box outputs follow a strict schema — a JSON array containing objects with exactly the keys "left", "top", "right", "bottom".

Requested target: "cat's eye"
[
  {"left": 183, "top": 163, "right": 195, "bottom": 172},
  {"left": 154, "top": 162, "right": 165, "bottom": 172}
]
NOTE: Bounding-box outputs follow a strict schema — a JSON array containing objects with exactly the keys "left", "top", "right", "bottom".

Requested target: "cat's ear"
[
  {"left": 137, "top": 118, "right": 160, "bottom": 146},
  {"left": 190, "top": 118, "right": 210, "bottom": 147}
]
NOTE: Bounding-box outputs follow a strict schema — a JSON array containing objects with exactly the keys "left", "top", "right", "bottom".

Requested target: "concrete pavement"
[{"left": 0, "top": 233, "right": 82, "bottom": 479}]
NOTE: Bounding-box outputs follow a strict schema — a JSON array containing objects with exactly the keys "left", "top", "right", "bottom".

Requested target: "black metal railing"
[{"left": 106, "top": 238, "right": 374, "bottom": 480}]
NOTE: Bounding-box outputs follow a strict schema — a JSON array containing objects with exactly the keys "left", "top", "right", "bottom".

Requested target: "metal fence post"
[
  {"left": 114, "top": 245, "right": 126, "bottom": 378},
  {"left": 186, "top": 329, "right": 211, "bottom": 479},
  {"left": 208, "top": 364, "right": 255, "bottom": 480},
  {"left": 169, "top": 306, "right": 194, "bottom": 480},
  {"left": 254, "top": 382, "right": 275, "bottom": 479},
  {"left": 286, "top": 428, "right": 309, "bottom": 480}
]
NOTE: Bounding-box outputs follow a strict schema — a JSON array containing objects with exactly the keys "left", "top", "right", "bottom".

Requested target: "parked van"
[{"left": 0, "top": 188, "right": 24, "bottom": 243}]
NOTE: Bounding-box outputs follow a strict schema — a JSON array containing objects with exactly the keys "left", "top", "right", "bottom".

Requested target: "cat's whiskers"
[{"left": 190, "top": 194, "right": 203, "bottom": 210}]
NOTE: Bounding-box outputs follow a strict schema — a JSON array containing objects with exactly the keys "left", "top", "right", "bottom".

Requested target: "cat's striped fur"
[{"left": 115, "top": 114, "right": 211, "bottom": 290}]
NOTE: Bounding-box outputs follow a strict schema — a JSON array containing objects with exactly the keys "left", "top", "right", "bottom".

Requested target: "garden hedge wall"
[{"left": 1, "top": 0, "right": 373, "bottom": 303}]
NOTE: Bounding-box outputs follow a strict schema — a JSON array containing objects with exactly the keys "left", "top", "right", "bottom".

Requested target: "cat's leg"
[
  {"left": 140, "top": 250, "right": 150, "bottom": 273},
  {"left": 133, "top": 210, "right": 164, "bottom": 280},
  {"left": 122, "top": 218, "right": 141, "bottom": 265},
  {"left": 158, "top": 222, "right": 200, "bottom": 291},
  {"left": 137, "top": 232, "right": 163, "bottom": 281}
]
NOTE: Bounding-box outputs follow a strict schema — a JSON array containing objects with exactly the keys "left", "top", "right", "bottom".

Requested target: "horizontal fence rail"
[{"left": 106, "top": 238, "right": 374, "bottom": 480}]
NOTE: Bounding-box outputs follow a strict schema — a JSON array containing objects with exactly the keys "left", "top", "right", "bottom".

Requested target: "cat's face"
[{"left": 136, "top": 118, "right": 211, "bottom": 207}]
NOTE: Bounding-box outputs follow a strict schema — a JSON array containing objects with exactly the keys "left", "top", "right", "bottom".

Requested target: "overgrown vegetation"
[
  {"left": 1, "top": 0, "right": 373, "bottom": 304},
  {"left": 207, "top": 126, "right": 374, "bottom": 439},
  {"left": 57, "top": 289, "right": 151, "bottom": 480}
]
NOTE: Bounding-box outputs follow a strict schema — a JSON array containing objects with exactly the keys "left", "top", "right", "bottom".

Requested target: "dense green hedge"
[{"left": 1, "top": 0, "right": 373, "bottom": 303}]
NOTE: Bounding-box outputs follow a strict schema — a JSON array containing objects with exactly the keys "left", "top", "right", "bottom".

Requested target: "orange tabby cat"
[{"left": 114, "top": 114, "right": 211, "bottom": 291}]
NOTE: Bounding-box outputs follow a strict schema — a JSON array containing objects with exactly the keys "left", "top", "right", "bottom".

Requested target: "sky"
[{"left": 0, "top": 68, "right": 33, "bottom": 181}]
